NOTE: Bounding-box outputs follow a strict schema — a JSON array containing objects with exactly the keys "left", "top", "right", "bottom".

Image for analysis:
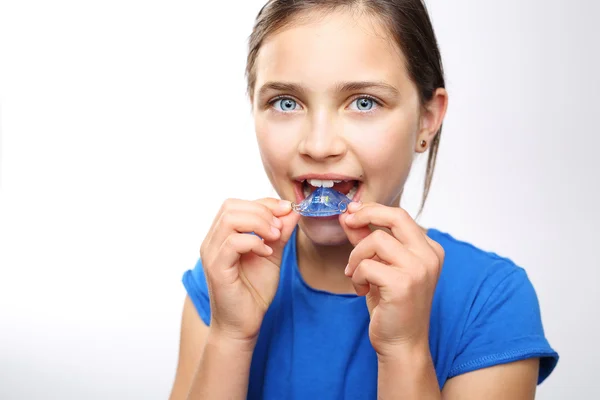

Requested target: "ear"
[{"left": 415, "top": 88, "right": 448, "bottom": 152}]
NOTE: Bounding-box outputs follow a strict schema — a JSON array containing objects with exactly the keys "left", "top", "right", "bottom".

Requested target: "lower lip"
[{"left": 314, "top": 215, "right": 340, "bottom": 221}]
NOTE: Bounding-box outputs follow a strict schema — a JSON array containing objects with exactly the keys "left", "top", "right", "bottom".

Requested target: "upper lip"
[{"left": 293, "top": 173, "right": 362, "bottom": 182}]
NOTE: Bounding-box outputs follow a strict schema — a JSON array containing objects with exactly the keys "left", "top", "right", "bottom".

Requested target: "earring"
[{"left": 420, "top": 139, "right": 427, "bottom": 148}]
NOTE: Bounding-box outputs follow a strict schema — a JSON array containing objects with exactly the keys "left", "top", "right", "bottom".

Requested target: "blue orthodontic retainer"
[{"left": 291, "top": 186, "right": 351, "bottom": 217}]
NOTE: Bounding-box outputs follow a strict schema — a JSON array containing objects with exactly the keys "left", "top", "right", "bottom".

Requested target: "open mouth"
[{"left": 295, "top": 178, "right": 361, "bottom": 202}]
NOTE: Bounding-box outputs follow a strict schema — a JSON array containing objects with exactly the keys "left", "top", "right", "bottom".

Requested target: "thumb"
[
  {"left": 252, "top": 198, "right": 300, "bottom": 264},
  {"left": 266, "top": 209, "right": 300, "bottom": 264},
  {"left": 254, "top": 197, "right": 295, "bottom": 217},
  {"left": 279, "top": 208, "right": 301, "bottom": 242},
  {"left": 339, "top": 212, "right": 371, "bottom": 247}
]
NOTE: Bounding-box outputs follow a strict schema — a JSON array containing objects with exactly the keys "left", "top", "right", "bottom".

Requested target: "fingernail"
[
  {"left": 271, "top": 226, "right": 280, "bottom": 236},
  {"left": 279, "top": 200, "right": 291, "bottom": 210},
  {"left": 348, "top": 201, "right": 362, "bottom": 212},
  {"left": 344, "top": 264, "right": 350, "bottom": 275},
  {"left": 272, "top": 216, "right": 282, "bottom": 228}
]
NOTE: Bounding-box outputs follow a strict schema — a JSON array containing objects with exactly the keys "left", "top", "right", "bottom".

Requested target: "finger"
[
  {"left": 345, "top": 203, "right": 430, "bottom": 253},
  {"left": 425, "top": 235, "right": 445, "bottom": 263},
  {"left": 274, "top": 208, "right": 300, "bottom": 243},
  {"left": 339, "top": 212, "right": 372, "bottom": 247},
  {"left": 253, "top": 197, "right": 293, "bottom": 218},
  {"left": 210, "top": 210, "right": 281, "bottom": 253},
  {"left": 424, "top": 235, "right": 445, "bottom": 279},
  {"left": 345, "top": 230, "right": 417, "bottom": 277},
  {"left": 212, "top": 198, "right": 287, "bottom": 235},
  {"left": 227, "top": 198, "right": 287, "bottom": 226},
  {"left": 264, "top": 209, "right": 301, "bottom": 265},
  {"left": 211, "top": 232, "right": 273, "bottom": 271},
  {"left": 204, "top": 198, "right": 276, "bottom": 250},
  {"left": 253, "top": 197, "right": 294, "bottom": 242},
  {"left": 350, "top": 258, "right": 398, "bottom": 297}
]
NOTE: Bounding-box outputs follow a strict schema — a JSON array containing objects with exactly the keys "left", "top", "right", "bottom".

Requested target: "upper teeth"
[{"left": 307, "top": 179, "right": 342, "bottom": 188}]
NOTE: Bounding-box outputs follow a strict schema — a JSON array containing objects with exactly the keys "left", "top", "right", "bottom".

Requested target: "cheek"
[
  {"left": 254, "top": 115, "right": 300, "bottom": 177},
  {"left": 347, "top": 111, "right": 417, "bottom": 174},
  {"left": 360, "top": 130, "right": 413, "bottom": 171}
]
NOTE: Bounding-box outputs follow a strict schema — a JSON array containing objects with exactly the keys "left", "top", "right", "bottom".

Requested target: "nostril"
[{"left": 299, "top": 132, "right": 347, "bottom": 160}]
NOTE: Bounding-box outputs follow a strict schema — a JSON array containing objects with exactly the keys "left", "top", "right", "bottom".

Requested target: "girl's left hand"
[{"left": 339, "top": 201, "right": 445, "bottom": 358}]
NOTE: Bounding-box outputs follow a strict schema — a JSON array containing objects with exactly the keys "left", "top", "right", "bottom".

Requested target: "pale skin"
[{"left": 169, "top": 9, "right": 539, "bottom": 400}]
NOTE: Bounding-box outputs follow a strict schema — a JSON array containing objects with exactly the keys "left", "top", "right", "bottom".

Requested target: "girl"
[{"left": 170, "top": 1, "right": 558, "bottom": 398}]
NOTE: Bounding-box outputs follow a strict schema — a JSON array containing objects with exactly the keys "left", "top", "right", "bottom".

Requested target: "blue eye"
[
  {"left": 350, "top": 97, "right": 377, "bottom": 111},
  {"left": 272, "top": 98, "right": 300, "bottom": 112}
]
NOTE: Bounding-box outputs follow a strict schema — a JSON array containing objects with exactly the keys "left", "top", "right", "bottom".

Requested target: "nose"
[{"left": 298, "top": 111, "right": 347, "bottom": 161}]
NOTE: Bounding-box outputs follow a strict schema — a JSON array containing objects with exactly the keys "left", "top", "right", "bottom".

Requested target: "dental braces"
[{"left": 291, "top": 186, "right": 351, "bottom": 217}]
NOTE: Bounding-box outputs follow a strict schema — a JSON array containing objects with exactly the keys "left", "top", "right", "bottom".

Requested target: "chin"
[{"left": 298, "top": 217, "right": 350, "bottom": 246}]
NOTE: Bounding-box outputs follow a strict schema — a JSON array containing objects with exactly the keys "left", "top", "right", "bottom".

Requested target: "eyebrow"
[
  {"left": 257, "top": 81, "right": 400, "bottom": 100},
  {"left": 257, "top": 82, "right": 307, "bottom": 99},
  {"left": 334, "top": 81, "right": 399, "bottom": 97}
]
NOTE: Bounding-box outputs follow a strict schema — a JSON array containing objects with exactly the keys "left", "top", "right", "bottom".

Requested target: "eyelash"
[
  {"left": 267, "top": 95, "right": 383, "bottom": 113},
  {"left": 349, "top": 95, "right": 382, "bottom": 113},
  {"left": 268, "top": 96, "right": 302, "bottom": 112}
]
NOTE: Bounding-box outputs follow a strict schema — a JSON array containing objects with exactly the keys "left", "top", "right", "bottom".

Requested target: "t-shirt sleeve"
[
  {"left": 182, "top": 258, "right": 211, "bottom": 326},
  {"left": 448, "top": 265, "right": 558, "bottom": 384}
]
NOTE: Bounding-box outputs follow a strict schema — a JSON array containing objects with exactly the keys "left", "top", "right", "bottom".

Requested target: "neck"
[{"left": 296, "top": 228, "right": 357, "bottom": 295}]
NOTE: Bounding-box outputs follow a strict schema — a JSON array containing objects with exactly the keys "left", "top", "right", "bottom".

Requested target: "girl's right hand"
[{"left": 200, "top": 198, "right": 300, "bottom": 345}]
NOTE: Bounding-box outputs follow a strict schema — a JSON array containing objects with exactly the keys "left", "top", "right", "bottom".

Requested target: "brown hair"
[{"left": 245, "top": 0, "right": 445, "bottom": 214}]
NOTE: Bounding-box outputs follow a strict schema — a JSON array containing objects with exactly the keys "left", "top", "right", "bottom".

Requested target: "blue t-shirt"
[{"left": 182, "top": 227, "right": 558, "bottom": 398}]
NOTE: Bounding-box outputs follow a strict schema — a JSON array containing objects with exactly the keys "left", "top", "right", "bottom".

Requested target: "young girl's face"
[{"left": 252, "top": 9, "right": 428, "bottom": 245}]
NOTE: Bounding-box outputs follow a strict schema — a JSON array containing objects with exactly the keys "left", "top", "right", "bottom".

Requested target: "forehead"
[{"left": 254, "top": 9, "right": 411, "bottom": 90}]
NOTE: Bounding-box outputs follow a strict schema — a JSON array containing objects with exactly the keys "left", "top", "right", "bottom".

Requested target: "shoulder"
[
  {"left": 426, "top": 228, "right": 558, "bottom": 384},
  {"left": 427, "top": 228, "right": 526, "bottom": 292},
  {"left": 428, "top": 227, "right": 540, "bottom": 333},
  {"left": 182, "top": 257, "right": 211, "bottom": 326}
]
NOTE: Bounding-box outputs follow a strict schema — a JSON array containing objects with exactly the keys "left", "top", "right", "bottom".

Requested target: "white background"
[{"left": 0, "top": 0, "right": 598, "bottom": 399}]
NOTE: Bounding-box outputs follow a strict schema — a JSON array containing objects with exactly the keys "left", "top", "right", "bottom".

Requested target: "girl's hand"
[
  {"left": 340, "top": 202, "right": 445, "bottom": 358},
  {"left": 200, "top": 198, "right": 300, "bottom": 345}
]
